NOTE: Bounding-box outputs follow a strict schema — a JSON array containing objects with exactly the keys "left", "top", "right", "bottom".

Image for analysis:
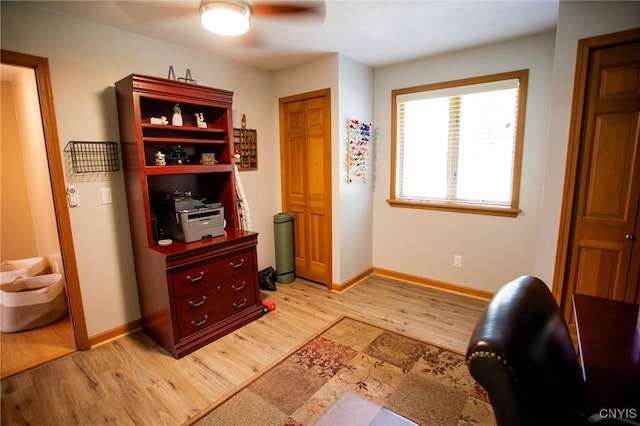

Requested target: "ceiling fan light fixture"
[{"left": 200, "top": 1, "right": 251, "bottom": 36}]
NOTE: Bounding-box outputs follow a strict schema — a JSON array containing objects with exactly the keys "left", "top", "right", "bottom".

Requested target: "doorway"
[
  {"left": 1, "top": 50, "right": 88, "bottom": 378},
  {"left": 279, "top": 89, "right": 332, "bottom": 287},
  {"left": 554, "top": 28, "right": 640, "bottom": 324}
]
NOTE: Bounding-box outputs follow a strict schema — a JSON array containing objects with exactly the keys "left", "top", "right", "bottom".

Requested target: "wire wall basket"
[{"left": 66, "top": 141, "right": 120, "bottom": 173}]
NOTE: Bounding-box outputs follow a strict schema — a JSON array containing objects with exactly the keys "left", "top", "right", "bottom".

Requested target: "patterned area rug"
[{"left": 190, "top": 317, "right": 494, "bottom": 426}]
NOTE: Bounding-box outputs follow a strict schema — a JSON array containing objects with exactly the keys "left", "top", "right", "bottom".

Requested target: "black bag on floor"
[{"left": 259, "top": 267, "right": 277, "bottom": 291}]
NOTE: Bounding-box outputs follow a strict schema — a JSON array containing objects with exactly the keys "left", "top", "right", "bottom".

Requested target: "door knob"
[{"left": 625, "top": 234, "right": 636, "bottom": 241}]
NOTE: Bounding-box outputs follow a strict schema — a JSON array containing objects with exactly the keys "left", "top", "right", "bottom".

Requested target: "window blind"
[{"left": 396, "top": 79, "right": 519, "bottom": 206}]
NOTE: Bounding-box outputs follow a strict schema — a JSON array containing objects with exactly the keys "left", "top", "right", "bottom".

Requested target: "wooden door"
[
  {"left": 279, "top": 89, "right": 332, "bottom": 287},
  {"left": 557, "top": 29, "right": 640, "bottom": 322}
]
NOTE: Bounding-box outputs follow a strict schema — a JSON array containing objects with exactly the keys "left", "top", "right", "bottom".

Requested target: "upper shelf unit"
[{"left": 115, "top": 74, "right": 240, "bottom": 245}]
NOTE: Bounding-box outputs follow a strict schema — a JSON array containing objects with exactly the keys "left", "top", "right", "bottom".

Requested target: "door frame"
[
  {"left": 1, "top": 49, "right": 89, "bottom": 350},
  {"left": 552, "top": 28, "right": 640, "bottom": 306},
  {"left": 279, "top": 88, "right": 333, "bottom": 288}
]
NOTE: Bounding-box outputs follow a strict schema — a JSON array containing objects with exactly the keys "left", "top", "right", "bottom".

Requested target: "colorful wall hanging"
[{"left": 347, "top": 119, "right": 372, "bottom": 183}]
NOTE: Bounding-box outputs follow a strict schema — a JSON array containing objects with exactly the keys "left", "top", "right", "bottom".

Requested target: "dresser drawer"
[
  {"left": 171, "top": 248, "right": 255, "bottom": 299},
  {"left": 175, "top": 277, "right": 257, "bottom": 340}
]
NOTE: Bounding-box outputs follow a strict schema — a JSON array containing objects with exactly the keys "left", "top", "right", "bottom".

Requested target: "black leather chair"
[{"left": 466, "top": 276, "right": 590, "bottom": 426}]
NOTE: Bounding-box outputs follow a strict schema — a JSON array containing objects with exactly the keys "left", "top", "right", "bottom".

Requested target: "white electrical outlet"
[
  {"left": 66, "top": 186, "right": 79, "bottom": 207},
  {"left": 453, "top": 255, "right": 463, "bottom": 268}
]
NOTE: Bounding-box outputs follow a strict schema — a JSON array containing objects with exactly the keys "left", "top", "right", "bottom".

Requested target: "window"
[{"left": 390, "top": 69, "right": 528, "bottom": 217}]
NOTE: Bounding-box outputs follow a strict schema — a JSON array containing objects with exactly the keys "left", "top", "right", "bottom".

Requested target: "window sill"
[{"left": 386, "top": 199, "right": 521, "bottom": 218}]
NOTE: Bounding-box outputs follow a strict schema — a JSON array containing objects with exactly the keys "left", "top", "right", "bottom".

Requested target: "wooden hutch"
[{"left": 115, "top": 74, "right": 262, "bottom": 358}]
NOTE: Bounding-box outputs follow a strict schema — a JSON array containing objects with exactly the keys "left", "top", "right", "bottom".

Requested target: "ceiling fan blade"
[
  {"left": 251, "top": 1, "right": 325, "bottom": 19},
  {"left": 236, "top": 27, "right": 268, "bottom": 48}
]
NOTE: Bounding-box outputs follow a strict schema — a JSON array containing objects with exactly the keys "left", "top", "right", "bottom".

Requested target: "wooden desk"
[{"left": 572, "top": 294, "right": 640, "bottom": 410}]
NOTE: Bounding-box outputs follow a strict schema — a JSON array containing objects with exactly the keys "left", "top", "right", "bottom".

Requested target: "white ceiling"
[{"left": 35, "top": 0, "right": 559, "bottom": 71}]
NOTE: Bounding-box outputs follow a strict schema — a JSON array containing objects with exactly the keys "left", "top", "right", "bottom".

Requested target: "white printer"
[{"left": 154, "top": 191, "right": 224, "bottom": 243}]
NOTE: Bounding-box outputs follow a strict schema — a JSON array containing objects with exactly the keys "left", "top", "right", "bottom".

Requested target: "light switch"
[{"left": 101, "top": 188, "right": 112, "bottom": 204}]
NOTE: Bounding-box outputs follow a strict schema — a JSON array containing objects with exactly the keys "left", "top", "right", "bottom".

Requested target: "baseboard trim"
[
  {"left": 331, "top": 268, "right": 374, "bottom": 292},
  {"left": 87, "top": 319, "right": 143, "bottom": 348},
  {"left": 369, "top": 267, "right": 494, "bottom": 301}
]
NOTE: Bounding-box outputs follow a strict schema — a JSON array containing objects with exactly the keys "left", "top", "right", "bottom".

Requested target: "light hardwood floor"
[
  {"left": 1, "top": 316, "right": 76, "bottom": 379},
  {"left": 0, "top": 275, "right": 489, "bottom": 425}
]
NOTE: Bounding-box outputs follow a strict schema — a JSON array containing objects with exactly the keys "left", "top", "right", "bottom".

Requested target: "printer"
[{"left": 153, "top": 191, "right": 224, "bottom": 243}]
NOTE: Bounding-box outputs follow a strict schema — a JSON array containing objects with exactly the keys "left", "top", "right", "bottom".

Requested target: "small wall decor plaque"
[{"left": 233, "top": 114, "right": 258, "bottom": 170}]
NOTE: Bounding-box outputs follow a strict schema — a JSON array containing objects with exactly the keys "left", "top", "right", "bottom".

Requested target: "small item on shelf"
[
  {"left": 150, "top": 116, "right": 168, "bottom": 125},
  {"left": 172, "top": 103, "right": 183, "bottom": 126},
  {"left": 167, "top": 145, "right": 189, "bottom": 165},
  {"left": 178, "top": 69, "right": 196, "bottom": 85},
  {"left": 154, "top": 151, "right": 166, "bottom": 166},
  {"left": 199, "top": 152, "right": 217, "bottom": 165},
  {"left": 195, "top": 113, "right": 207, "bottom": 128},
  {"left": 157, "top": 239, "right": 173, "bottom": 246}
]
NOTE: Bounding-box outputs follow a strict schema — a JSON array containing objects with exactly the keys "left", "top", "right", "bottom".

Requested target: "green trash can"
[{"left": 273, "top": 212, "right": 295, "bottom": 284}]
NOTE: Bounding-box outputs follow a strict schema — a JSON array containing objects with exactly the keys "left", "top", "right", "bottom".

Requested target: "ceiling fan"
[{"left": 199, "top": 0, "right": 325, "bottom": 36}]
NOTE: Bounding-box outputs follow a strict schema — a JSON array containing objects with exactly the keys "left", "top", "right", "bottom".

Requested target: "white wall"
[
  {"left": 272, "top": 53, "right": 375, "bottom": 286},
  {"left": 534, "top": 1, "right": 640, "bottom": 285},
  {"left": 337, "top": 54, "right": 374, "bottom": 283},
  {"left": 273, "top": 54, "right": 342, "bottom": 283},
  {"left": 372, "top": 32, "right": 556, "bottom": 293},
  {"left": 1, "top": 2, "right": 279, "bottom": 337}
]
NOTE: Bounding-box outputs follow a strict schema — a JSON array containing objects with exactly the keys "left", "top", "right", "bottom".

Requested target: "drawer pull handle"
[
  {"left": 233, "top": 298, "right": 247, "bottom": 309},
  {"left": 191, "top": 315, "right": 208, "bottom": 327},
  {"left": 229, "top": 259, "right": 245, "bottom": 269},
  {"left": 186, "top": 271, "right": 205, "bottom": 284},
  {"left": 188, "top": 296, "right": 207, "bottom": 308},
  {"left": 231, "top": 281, "right": 246, "bottom": 292}
]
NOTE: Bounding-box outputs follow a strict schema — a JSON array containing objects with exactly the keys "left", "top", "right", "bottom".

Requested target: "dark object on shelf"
[
  {"left": 167, "top": 145, "right": 189, "bottom": 164},
  {"left": 66, "top": 141, "right": 120, "bottom": 173},
  {"left": 178, "top": 68, "right": 196, "bottom": 85},
  {"left": 167, "top": 67, "right": 197, "bottom": 85},
  {"left": 156, "top": 190, "right": 193, "bottom": 203},
  {"left": 258, "top": 267, "right": 277, "bottom": 291}
]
